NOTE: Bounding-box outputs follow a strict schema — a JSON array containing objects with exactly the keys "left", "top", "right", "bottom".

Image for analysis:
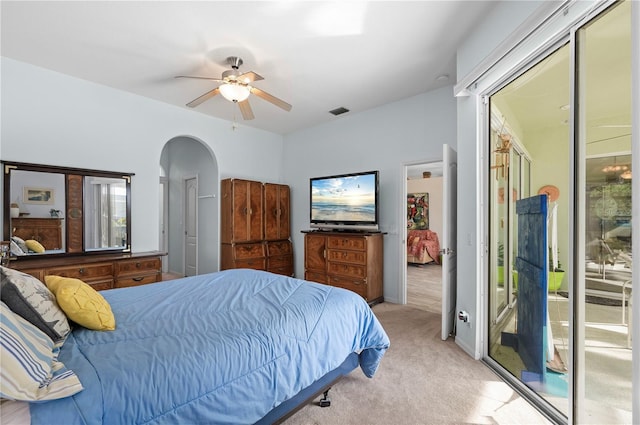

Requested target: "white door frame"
[
  {"left": 159, "top": 176, "right": 169, "bottom": 273},
  {"left": 399, "top": 157, "right": 445, "bottom": 305},
  {"left": 441, "top": 145, "right": 458, "bottom": 340},
  {"left": 183, "top": 175, "right": 198, "bottom": 276}
]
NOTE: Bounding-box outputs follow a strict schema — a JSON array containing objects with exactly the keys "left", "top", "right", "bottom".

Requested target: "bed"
[{"left": 2, "top": 268, "right": 389, "bottom": 424}]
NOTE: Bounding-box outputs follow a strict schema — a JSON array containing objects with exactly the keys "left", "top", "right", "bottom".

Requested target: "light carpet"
[{"left": 286, "top": 302, "right": 551, "bottom": 425}]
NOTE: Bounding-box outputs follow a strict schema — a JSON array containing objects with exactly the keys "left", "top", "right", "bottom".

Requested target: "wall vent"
[{"left": 329, "top": 107, "right": 350, "bottom": 116}]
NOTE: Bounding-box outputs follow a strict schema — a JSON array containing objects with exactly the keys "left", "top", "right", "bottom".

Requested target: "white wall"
[
  {"left": 455, "top": 1, "right": 548, "bottom": 358},
  {"left": 1, "top": 57, "right": 284, "bottom": 254},
  {"left": 456, "top": 1, "right": 542, "bottom": 80},
  {"left": 283, "top": 86, "right": 456, "bottom": 303}
]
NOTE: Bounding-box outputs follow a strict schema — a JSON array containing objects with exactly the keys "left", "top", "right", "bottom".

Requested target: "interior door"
[
  {"left": 184, "top": 177, "right": 197, "bottom": 277},
  {"left": 441, "top": 144, "right": 458, "bottom": 340},
  {"left": 159, "top": 177, "right": 168, "bottom": 273}
]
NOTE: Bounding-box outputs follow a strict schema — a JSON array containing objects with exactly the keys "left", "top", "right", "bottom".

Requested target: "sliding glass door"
[
  {"left": 485, "top": 1, "right": 632, "bottom": 422},
  {"left": 488, "top": 42, "right": 571, "bottom": 417},
  {"left": 576, "top": 2, "right": 633, "bottom": 422}
]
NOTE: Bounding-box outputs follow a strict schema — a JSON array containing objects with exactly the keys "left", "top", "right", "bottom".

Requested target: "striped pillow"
[
  {"left": 0, "top": 266, "right": 71, "bottom": 342},
  {"left": 0, "top": 302, "right": 83, "bottom": 401}
]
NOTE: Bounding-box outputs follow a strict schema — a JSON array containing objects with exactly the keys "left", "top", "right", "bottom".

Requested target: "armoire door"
[
  {"left": 225, "top": 179, "right": 263, "bottom": 243},
  {"left": 264, "top": 183, "right": 290, "bottom": 241}
]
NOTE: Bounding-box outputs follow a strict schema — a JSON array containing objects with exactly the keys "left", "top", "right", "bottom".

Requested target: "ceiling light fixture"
[
  {"left": 602, "top": 164, "right": 629, "bottom": 173},
  {"left": 620, "top": 170, "right": 632, "bottom": 180},
  {"left": 219, "top": 83, "right": 251, "bottom": 103}
]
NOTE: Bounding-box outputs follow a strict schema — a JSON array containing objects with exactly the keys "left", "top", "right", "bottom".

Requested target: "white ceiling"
[{"left": 0, "top": 1, "right": 498, "bottom": 135}]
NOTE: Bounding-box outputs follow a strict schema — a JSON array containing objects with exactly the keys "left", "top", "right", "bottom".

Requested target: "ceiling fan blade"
[
  {"left": 250, "top": 87, "right": 292, "bottom": 112},
  {"left": 238, "top": 99, "right": 255, "bottom": 120},
  {"left": 237, "top": 71, "right": 264, "bottom": 83},
  {"left": 186, "top": 87, "right": 220, "bottom": 108},
  {"left": 175, "top": 75, "right": 224, "bottom": 82}
]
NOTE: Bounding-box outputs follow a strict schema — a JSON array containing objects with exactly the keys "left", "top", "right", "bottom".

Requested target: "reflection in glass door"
[
  {"left": 576, "top": 2, "right": 632, "bottom": 422},
  {"left": 488, "top": 42, "right": 571, "bottom": 417}
]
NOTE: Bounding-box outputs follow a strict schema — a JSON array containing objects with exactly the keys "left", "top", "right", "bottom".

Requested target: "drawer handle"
[
  {"left": 136, "top": 262, "right": 141, "bottom": 268},
  {"left": 79, "top": 268, "right": 85, "bottom": 274},
  {"left": 132, "top": 277, "right": 144, "bottom": 282}
]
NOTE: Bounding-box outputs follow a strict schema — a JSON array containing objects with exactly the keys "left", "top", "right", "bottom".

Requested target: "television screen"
[{"left": 310, "top": 171, "right": 379, "bottom": 229}]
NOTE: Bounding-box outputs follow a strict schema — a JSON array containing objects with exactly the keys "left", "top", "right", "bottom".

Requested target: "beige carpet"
[{"left": 286, "top": 302, "right": 551, "bottom": 425}]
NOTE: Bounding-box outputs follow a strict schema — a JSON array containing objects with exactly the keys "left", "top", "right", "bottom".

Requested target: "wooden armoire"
[{"left": 220, "top": 179, "right": 293, "bottom": 276}]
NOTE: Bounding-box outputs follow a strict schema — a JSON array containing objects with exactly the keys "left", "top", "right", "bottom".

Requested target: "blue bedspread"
[{"left": 30, "top": 269, "right": 389, "bottom": 424}]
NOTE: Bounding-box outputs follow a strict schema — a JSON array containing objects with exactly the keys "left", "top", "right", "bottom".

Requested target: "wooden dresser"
[
  {"left": 304, "top": 231, "right": 383, "bottom": 305},
  {"left": 10, "top": 251, "right": 165, "bottom": 291},
  {"left": 11, "top": 217, "right": 63, "bottom": 250},
  {"left": 220, "top": 179, "right": 293, "bottom": 277}
]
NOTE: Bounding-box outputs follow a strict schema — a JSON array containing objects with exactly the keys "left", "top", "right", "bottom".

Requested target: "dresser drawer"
[
  {"left": 115, "top": 274, "right": 158, "bottom": 289},
  {"left": 305, "top": 271, "right": 327, "bottom": 284},
  {"left": 235, "top": 258, "right": 266, "bottom": 270},
  {"left": 327, "top": 236, "right": 366, "bottom": 251},
  {"left": 267, "top": 264, "right": 293, "bottom": 277},
  {"left": 266, "top": 240, "right": 292, "bottom": 256},
  {"left": 117, "top": 257, "right": 161, "bottom": 276},
  {"left": 267, "top": 253, "right": 293, "bottom": 276},
  {"left": 233, "top": 243, "right": 266, "bottom": 260},
  {"left": 327, "top": 249, "right": 366, "bottom": 265},
  {"left": 46, "top": 263, "right": 115, "bottom": 281},
  {"left": 327, "top": 261, "right": 366, "bottom": 279},
  {"left": 88, "top": 279, "right": 115, "bottom": 291},
  {"left": 328, "top": 275, "right": 368, "bottom": 298},
  {"left": 267, "top": 255, "right": 292, "bottom": 269},
  {"left": 18, "top": 268, "right": 44, "bottom": 281}
]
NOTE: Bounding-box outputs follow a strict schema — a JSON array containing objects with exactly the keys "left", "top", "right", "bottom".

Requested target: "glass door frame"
[{"left": 475, "top": 0, "right": 638, "bottom": 423}]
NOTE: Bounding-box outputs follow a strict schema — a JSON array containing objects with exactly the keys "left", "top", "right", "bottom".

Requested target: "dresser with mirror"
[{"left": 2, "top": 161, "right": 165, "bottom": 289}]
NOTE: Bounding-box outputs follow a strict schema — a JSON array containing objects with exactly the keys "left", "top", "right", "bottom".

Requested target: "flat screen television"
[{"left": 310, "top": 170, "right": 379, "bottom": 231}]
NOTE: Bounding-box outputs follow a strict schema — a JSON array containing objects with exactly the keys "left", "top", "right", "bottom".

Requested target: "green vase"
[
  {"left": 548, "top": 271, "right": 564, "bottom": 292},
  {"left": 511, "top": 271, "right": 563, "bottom": 292}
]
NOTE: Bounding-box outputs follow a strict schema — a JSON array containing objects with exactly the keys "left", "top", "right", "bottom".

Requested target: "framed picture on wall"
[
  {"left": 23, "top": 187, "right": 55, "bottom": 204},
  {"left": 407, "top": 193, "right": 429, "bottom": 230}
]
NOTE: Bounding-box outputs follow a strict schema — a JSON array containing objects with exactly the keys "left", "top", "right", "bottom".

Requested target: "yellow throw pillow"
[
  {"left": 44, "top": 275, "right": 116, "bottom": 331},
  {"left": 25, "top": 239, "right": 45, "bottom": 253}
]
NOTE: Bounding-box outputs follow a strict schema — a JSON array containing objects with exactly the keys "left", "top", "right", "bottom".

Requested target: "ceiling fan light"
[{"left": 219, "top": 83, "right": 250, "bottom": 102}]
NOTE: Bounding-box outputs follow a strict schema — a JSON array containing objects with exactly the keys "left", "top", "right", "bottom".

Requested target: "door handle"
[{"left": 440, "top": 248, "right": 455, "bottom": 255}]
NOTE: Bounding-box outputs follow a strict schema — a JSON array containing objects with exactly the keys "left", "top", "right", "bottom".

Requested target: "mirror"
[
  {"left": 3, "top": 161, "right": 132, "bottom": 258},
  {"left": 84, "top": 176, "right": 128, "bottom": 251}
]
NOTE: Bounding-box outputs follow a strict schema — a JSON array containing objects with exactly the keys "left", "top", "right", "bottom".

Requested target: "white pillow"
[
  {"left": 11, "top": 236, "right": 28, "bottom": 254},
  {"left": 0, "top": 302, "right": 83, "bottom": 401},
  {"left": 10, "top": 240, "right": 24, "bottom": 256}
]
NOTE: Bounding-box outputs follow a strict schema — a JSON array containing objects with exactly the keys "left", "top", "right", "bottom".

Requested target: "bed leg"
[{"left": 319, "top": 388, "right": 331, "bottom": 407}]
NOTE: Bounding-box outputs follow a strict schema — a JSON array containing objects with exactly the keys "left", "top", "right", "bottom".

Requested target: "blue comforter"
[{"left": 30, "top": 269, "right": 390, "bottom": 424}]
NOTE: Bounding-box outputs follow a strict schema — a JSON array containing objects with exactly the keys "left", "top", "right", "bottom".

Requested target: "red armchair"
[{"left": 407, "top": 229, "right": 440, "bottom": 265}]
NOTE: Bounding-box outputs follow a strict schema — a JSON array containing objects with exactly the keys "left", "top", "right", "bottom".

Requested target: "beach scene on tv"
[{"left": 311, "top": 174, "right": 376, "bottom": 222}]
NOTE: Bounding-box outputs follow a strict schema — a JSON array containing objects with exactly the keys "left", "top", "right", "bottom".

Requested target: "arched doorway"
[{"left": 159, "top": 136, "right": 219, "bottom": 276}]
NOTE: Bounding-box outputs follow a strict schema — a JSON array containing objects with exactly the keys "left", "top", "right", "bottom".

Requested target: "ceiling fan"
[{"left": 175, "top": 56, "right": 292, "bottom": 120}]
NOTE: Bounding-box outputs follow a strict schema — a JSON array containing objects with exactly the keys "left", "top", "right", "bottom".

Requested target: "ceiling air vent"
[{"left": 329, "top": 107, "right": 350, "bottom": 116}]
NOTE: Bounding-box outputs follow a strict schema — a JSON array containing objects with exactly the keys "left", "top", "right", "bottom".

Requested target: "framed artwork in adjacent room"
[{"left": 407, "top": 193, "right": 429, "bottom": 230}]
